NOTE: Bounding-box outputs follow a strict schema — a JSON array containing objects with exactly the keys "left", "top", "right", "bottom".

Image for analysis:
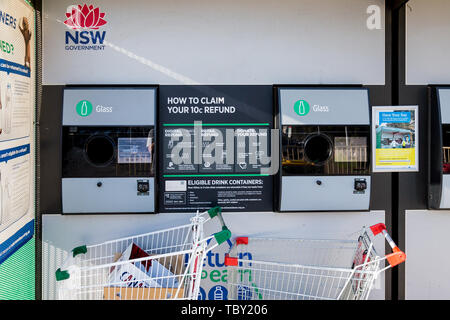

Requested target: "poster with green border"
[{"left": 0, "top": 0, "right": 35, "bottom": 300}]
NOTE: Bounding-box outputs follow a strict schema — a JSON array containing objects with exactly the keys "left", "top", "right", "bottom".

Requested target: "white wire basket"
[
  {"left": 225, "top": 223, "right": 405, "bottom": 300},
  {"left": 55, "top": 207, "right": 231, "bottom": 300}
]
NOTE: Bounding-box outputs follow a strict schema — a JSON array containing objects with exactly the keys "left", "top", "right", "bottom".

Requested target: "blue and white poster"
[{"left": 0, "top": 0, "right": 35, "bottom": 265}]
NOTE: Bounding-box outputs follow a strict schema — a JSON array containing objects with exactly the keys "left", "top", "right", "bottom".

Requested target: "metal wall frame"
[{"left": 33, "top": 0, "right": 409, "bottom": 300}]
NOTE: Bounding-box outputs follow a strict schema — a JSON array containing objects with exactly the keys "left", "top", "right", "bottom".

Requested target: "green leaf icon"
[
  {"left": 294, "top": 100, "right": 310, "bottom": 116},
  {"left": 76, "top": 100, "right": 93, "bottom": 117}
]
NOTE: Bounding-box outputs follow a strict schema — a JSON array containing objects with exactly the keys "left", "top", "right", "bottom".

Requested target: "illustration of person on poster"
[{"left": 19, "top": 16, "right": 32, "bottom": 69}]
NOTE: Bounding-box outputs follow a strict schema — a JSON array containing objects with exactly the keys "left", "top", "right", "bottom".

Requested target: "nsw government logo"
[
  {"left": 294, "top": 100, "right": 310, "bottom": 116},
  {"left": 64, "top": 4, "right": 107, "bottom": 51}
]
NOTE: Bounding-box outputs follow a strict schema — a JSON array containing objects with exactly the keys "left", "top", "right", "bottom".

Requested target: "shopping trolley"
[
  {"left": 225, "top": 223, "right": 405, "bottom": 300},
  {"left": 55, "top": 207, "right": 230, "bottom": 300}
]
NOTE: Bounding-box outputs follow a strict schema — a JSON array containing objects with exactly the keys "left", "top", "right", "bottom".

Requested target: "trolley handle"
[
  {"left": 369, "top": 223, "right": 406, "bottom": 267},
  {"left": 55, "top": 245, "right": 88, "bottom": 281},
  {"left": 207, "top": 206, "right": 231, "bottom": 245}
]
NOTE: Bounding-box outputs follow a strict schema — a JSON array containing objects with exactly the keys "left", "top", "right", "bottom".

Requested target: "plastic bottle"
[{"left": 80, "top": 101, "right": 88, "bottom": 116}]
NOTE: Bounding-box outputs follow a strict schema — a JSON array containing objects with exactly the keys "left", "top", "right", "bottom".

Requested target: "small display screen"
[{"left": 118, "top": 138, "right": 152, "bottom": 164}]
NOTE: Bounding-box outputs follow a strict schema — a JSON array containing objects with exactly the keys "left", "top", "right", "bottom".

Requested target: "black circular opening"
[
  {"left": 304, "top": 134, "right": 333, "bottom": 165},
  {"left": 84, "top": 135, "right": 115, "bottom": 167}
]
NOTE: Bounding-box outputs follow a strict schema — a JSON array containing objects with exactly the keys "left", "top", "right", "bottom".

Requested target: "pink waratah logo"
[{"left": 64, "top": 4, "right": 107, "bottom": 30}]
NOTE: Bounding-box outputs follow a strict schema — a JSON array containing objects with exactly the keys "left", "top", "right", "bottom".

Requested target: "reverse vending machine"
[
  {"left": 61, "top": 87, "right": 156, "bottom": 214},
  {"left": 277, "top": 86, "right": 371, "bottom": 211},
  {"left": 428, "top": 86, "right": 450, "bottom": 209}
]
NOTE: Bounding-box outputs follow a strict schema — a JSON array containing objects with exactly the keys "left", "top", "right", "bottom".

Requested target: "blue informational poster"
[{"left": 0, "top": 0, "right": 35, "bottom": 265}]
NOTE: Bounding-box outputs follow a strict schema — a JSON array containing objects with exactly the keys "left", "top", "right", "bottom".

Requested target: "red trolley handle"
[{"left": 370, "top": 223, "right": 406, "bottom": 267}]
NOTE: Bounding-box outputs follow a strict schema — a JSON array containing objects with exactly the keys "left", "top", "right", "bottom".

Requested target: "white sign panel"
[
  {"left": 406, "top": 0, "right": 450, "bottom": 85},
  {"left": 42, "top": 0, "right": 385, "bottom": 85}
]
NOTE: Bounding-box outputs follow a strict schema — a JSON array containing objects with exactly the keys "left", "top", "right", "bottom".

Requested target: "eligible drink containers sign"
[{"left": 372, "top": 106, "right": 419, "bottom": 172}]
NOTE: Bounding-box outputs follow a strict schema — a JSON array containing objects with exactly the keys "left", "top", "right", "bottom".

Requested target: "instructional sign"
[
  {"left": 372, "top": 106, "right": 419, "bottom": 172},
  {"left": 0, "top": 0, "right": 35, "bottom": 272},
  {"left": 158, "top": 86, "right": 274, "bottom": 212}
]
